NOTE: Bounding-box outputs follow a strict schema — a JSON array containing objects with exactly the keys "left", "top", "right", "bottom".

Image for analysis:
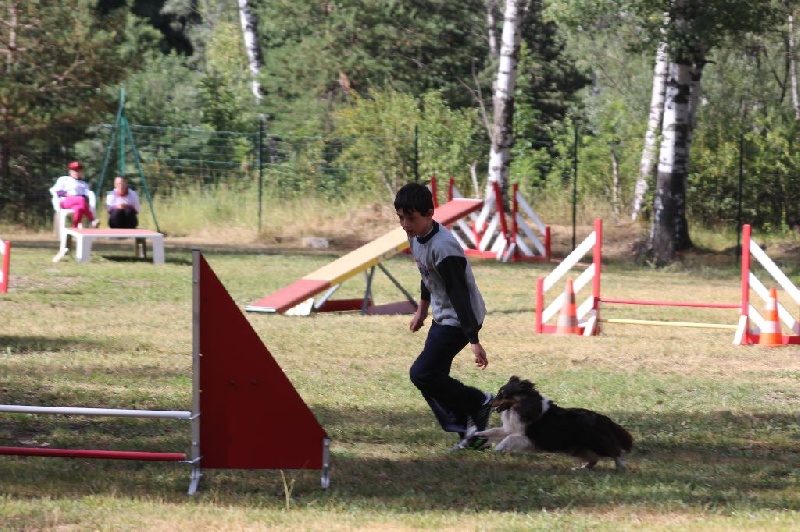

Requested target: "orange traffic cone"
[
  {"left": 758, "top": 288, "right": 784, "bottom": 347},
  {"left": 556, "top": 279, "right": 581, "bottom": 335}
]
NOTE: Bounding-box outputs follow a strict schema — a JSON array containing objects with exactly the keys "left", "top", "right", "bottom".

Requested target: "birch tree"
[
  {"left": 649, "top": 57, "right": 693, "bottom": 265},
  {"left": 486, "top": 0, "right": 500, "bottom": 60},
  {"left": 238, "top": 0, "right": 263, "bottom": 101},
  {"left": 487, "top": 0, "right": 528, "bottom": 206},
  {"left": 631, "top": 28, "right": 668, "bottom": 221},
  {"left": 640, "top": 0, "right": 781, "bottom": 265},
  {"left": 789, "top": 13, "right": 800, "bottom": 118}
]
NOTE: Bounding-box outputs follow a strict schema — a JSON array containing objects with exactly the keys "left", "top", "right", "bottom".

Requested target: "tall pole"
[
  {"left": 96, "top": 87, "right": 125, "bottom": 196},
  {"left": 736, "top": 133, "right": 744, "bottom": 260},
  {"left": 258, "top": 116, "right": 264, "bottom": 233},
  {"left": 118, "top": 87, "right": 126, "bottom": 177},
  {"left": 572, "top": 123, "right": 579, "bottom": 251},
  {"left": 413, "top": 125, "right": 419, "bottom": 182}
]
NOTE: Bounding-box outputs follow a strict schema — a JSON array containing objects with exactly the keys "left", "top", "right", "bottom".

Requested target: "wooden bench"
[{"left": 54, "top": 228, "right": 165, "bottom": 264}]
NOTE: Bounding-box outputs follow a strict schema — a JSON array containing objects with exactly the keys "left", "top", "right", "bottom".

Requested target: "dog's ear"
[{"left": 509, "top": 375, "right": 521, "bottom": 383}]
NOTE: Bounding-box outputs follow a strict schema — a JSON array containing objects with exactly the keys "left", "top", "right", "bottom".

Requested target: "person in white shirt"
[
  {"left": 106, "top": 176, "right": 140, "bottom": 229},
  {"left": 49, "top": 161, "right": 98, "bottom": 228}
]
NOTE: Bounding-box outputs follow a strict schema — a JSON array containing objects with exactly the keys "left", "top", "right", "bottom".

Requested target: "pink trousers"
[{"left": 59, "top": 196, "right": 95, "bottom": 228}]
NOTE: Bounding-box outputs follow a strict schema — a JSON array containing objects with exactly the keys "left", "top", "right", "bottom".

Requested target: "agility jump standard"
[
  {"left": 431, "top": 175, "right": 551, "bottom": 263},
  {"left": 535, "top": 219, "right": 800, "bottom": 345},
  {"left": 0, "top": 250, "right": 331, "bottom": 493}
]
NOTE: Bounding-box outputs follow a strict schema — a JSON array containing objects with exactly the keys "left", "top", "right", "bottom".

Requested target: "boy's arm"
[
  {"left": 437, "top": 255, "right": 481, "bottom": 344},
  {"left": 409, "top": 281, "right": 430, "bottom": 332}
]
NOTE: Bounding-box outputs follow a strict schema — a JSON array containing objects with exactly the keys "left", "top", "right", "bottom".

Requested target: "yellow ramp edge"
[
  {"left": 298, "top": 197, "right": 483, "bottom": 289},
  {"left": 302, "top": 227, "right": 409, "bottom": 286}
]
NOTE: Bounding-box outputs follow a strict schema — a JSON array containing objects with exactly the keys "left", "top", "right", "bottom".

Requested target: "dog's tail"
[{"left": 611, "top": 422, "right": 634, "bottom": 452}]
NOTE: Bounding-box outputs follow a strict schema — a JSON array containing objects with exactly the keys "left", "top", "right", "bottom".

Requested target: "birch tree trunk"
[
  {"left": 649, "top": 60, "right": 693, "bottom": 266},
  {"left": 631, "top": 39, "right": 668, "bottom": 221},
  {"left": 487, "top": 0, "right": 525, "bottom": 208},
  {"left": 486, "top": 0, "right": 499, "bottom": 61},
  {"left": 238, "top": 0, "right": 263, "bottom": 102},
  {"left": 790, "top": 14, "right": 800, "bottom": 119}
]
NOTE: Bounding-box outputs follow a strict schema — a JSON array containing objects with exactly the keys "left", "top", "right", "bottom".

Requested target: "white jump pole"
[{"left": 0, "top": 405, "right": 192, "bottom": 420}]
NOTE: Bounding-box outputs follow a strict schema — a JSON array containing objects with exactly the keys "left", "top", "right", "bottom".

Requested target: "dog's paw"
[{"left": 495, "top": 435, "right": 533, "bottom": 453}]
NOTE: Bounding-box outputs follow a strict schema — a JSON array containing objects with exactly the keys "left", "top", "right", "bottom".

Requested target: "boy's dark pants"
[{"left": 410, "top": 321, "right": 486, "bottom": 435}]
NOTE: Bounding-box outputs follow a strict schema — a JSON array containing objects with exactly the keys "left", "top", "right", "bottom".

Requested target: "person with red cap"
[{"left": 49, "top": 161, "right": 99, "bottom": 228}]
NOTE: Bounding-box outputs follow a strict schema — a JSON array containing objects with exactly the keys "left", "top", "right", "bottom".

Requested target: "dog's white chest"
[{"left": 501, "top": 409, "right": 526, "bottom": 433}]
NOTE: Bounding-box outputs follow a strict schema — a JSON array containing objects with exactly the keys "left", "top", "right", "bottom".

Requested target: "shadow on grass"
[
  {"left": 1, "top": 407, "right": 798, "bottom": 513},
  {"left": 0, "top": 335, "right": 107, "bottom": 354},
  {"left": 99, "top": 254, "right": 193, "bottom": 266}
]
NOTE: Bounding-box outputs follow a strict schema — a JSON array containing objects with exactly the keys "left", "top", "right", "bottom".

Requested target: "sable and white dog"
[{"left": 475, "top": 376, "right": 633, "bottom": 470}]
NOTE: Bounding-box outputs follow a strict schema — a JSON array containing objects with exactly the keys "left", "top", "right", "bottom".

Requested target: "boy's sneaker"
[
  {"left": 447, "top": 434, "right": 490, "bottom": 452},
  {"left": 91, "top": 219, "right": 100, "bottom": 228},
  {"left": 447, "top": 393, "right": 495, "bottom": 452},
  {"left": 473, "top": 392, "right": 494, "bottom": 432}
]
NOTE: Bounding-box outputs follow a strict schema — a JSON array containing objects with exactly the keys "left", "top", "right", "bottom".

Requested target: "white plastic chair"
[
  {"left": 52, "top": 190, "right": 97, "bottom": 232},
  {"left": 51, "top": 191, "right": 97, "bottom": 260}
]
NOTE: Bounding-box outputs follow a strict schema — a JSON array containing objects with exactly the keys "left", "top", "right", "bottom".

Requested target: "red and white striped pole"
[{"left": 0, "top": 239, "right": 10, "bottom": 294}]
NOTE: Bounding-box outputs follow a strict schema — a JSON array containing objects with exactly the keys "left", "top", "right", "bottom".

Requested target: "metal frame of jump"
[
  {"left": 0, "top": 250, "right": 331, "bottom": 493},
  {"left": 535, "top": 219, "right": 800, "bottom": 345},
  {"left": 283, "top": 262, "right": 418, "bottom": 316},
  {"left": 431, "top": 176, "right": 551, "bottom": 263},
  {"left": 0, "top": 238, "right": 9, "bottom": 294}
]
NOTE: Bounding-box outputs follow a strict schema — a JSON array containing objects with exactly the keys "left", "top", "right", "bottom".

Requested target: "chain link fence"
[
  {"left": 2, "top": 121, "right": 798, "bottom": 233},
  {"left": 0, "top": 122, "right": 423, "bottom": 227}
]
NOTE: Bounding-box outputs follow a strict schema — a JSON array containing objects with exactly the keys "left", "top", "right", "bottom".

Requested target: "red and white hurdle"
[
  {"left": 535, "top": 219, "right": 800, "bottom": 345},
  {"left": 736, "top": 224, "right": 800, "bottom": 344},
  {"left": 0, "top": 250, "right": 331, "bottom": 493},
  {"left": 0, "top": 238, "right": 10, "bottom": 293},
  {"left": 431, "top": 176, "right": 551, "bottom": 262}
]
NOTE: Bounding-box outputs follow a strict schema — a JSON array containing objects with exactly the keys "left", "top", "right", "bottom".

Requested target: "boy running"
[{"left": 394, "top": 182, "right": 493, "bottom": 451}]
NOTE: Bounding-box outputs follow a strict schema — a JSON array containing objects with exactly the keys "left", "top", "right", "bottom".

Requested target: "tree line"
[{"left": 2, "top": 0, "right": 799, "bottom": 264}]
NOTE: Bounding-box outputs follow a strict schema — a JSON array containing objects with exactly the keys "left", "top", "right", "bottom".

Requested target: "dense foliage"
[{"left": 2, "top": 0, "right": 800, "bottom": 235}]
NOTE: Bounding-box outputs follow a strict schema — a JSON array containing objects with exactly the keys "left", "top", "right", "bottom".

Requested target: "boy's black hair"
[{"left": 394, "top": 182, "right": 434, "bottom": 215}]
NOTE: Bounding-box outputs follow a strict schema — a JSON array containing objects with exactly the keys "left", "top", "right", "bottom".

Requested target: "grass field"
[{"left": 1, "top": 225, "right": 799, "bottom": 530}]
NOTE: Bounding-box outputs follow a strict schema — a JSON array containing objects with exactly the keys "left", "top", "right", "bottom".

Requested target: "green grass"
[{"left": 0, "top": 233, "right": 799, "bottom": 530}]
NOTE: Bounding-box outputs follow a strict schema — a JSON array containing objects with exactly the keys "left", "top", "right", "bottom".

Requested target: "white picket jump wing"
[
  {"left": 543, "top": 231, "right": 596, "bottom": 293},
  {"left": 749, "top": 239, "right": 800, "bottom": 303}
]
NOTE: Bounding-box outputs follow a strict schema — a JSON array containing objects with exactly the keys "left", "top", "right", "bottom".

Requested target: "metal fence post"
[
  {"left": 413, "top": 125, "right": 419, "bottom": 183},
  {"left": 258, "top": 116, "right": 264, "bottom": 233},
  {"left": 572, "top": 123, "right": 579, "bottom": 251},
  {"left": 736, "top": 133, "right": 744, "bottom": 260}
]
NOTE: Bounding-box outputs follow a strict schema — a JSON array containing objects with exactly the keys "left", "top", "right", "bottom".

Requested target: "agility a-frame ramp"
[
  {"left": 0, "top": 251, "right": 330, "bottom": 494},
  {"left": 246, "top": 197, "right": 483, "bottom": 315}
]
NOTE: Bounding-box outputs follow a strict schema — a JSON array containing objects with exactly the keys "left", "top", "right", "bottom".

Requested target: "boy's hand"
[
  {"left": 409, "top": 300, "right": 430, "bottom": 333},
  {"left": 471, "top": 342, "right": 488, "bottom": 369},
  {"left": 409, "top": 312, "right": 426, "bottom": 332}
]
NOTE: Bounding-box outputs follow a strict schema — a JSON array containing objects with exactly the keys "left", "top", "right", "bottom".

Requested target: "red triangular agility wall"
[{"left": 198, "top": 254, "right": 328, "bottom": 469}]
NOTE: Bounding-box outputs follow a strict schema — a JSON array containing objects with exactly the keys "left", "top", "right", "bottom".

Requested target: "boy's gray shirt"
[{"left": 410, "top": 222, "right": 486, "bottom": 340}]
